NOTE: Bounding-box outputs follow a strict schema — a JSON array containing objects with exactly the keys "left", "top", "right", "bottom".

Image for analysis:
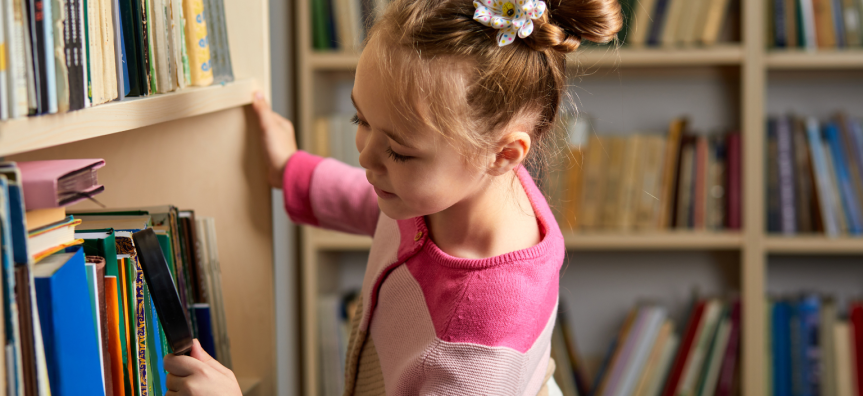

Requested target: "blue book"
[
  {"left": 831, "top": 0, "right": 846, "bottom": 47},
  {"left": 825, "top": 122, "right": 863, "bottom": 234},
  {"left": 33, "top": 247, "right": 104, "bottom": 396},
  {"left": 806, "top": 119, "right": 841, "bottom": 237},
  {"left": 774, "top": 0, "right": 787, "bottom": 47},
  {"left": 0, "top": 176, "right": 22, "bottom": 396},
  {"left": 772, "top": 301, "right": 792, "bottom": 396},
  {"left": 796, "top": 296, "right": 820, "bottom": 396},
  {"left": 0, "top": 163, "right": 31, "bottom": 265},
  {"left": 646, "top": 0, "right": 670, "bottom": 46},
  {"left": 194, "top": 304, "right": 218, "bottom": 359},
  {"left": 150, "top": 295, "right": 168, "bottom": 393}
]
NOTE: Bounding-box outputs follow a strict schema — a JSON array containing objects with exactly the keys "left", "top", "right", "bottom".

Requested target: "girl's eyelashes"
[
  {"left": 386, "top": 147, "right": 412, "bottom": 163},
  {"left": 350, "top": 114, "right": 369, "bottom": 127}
]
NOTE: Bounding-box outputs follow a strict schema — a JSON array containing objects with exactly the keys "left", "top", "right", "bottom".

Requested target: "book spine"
[
  {"left": 715, "top": 300, "right": 740, "bottom": 396},
  {"left": 786, "top": 0, "right": 798, "bottom": 47},
  {"left": 826, "top": 122, "right": 863, "bottom": 234},
  {"left": 64, "top": 0, "right": 86, "bottom": 110},
  {"left": 799, "top": 296, "right": 820, "bottom": 396},
  {"left": 775, "top": 0, "right": 788, "bottom": 47},
  {"left": 777, "top": 116, "right": 798, "bottom": 234},
  {"left": 647, "top": 0, "right": 670, "bottom": 45},
  {"left": 806, "top": 118, "right": 840, "bottom": 236},
  {"left": 181, "top": 0, "right": 212, "bottom": 86},
  {"left": 850, "top": 302, "right": 863, "bottom": 396},
  {"left": 793, "top": 118, "right": 814, "bottom": 233},
  {"left": 767, "top": 120, "right": 781, "bottom": 233},
  {"left": 773, "top": 302, "right": 792, "bottom": 396},
  {"left": 800, "top": 0, "right": 818, "bottom": 50},
  {"left": 133, "top": 256, "right": 149, "bottom": 396},
  {"left": 725, "top": 133, "right": 741, "bottom": 230},
  {"left": 832, "top": 0, "right": 847, "bottom": 46},
  {"left": 661, "top": 302, "right": 706, "bottom": 396}
]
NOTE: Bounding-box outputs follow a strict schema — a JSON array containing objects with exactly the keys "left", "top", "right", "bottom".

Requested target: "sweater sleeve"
[{"left": 282, "top": 151, "right": 380, "bottom": 236}]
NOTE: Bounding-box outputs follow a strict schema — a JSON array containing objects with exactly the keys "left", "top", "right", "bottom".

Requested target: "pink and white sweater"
[{"left": 283, "top": 151, "right": 565, "bottom": 395}]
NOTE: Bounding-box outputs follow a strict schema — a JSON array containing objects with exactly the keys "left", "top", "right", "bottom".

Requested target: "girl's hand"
[
  {"left": 164, "top": 339, "right": 242, "bottom": 396},
  {"left": 252, "top": 92, "right": 298, "bottom": 189}
]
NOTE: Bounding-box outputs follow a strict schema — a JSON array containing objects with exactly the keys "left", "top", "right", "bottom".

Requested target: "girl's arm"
[{"left": 253, "top": 93, "right": 380, "bottom": 236}]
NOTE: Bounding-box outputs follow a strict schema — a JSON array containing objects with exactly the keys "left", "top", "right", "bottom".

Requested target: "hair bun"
[{"left": 528, "top": 0, "right": 622, "bottom": 53}]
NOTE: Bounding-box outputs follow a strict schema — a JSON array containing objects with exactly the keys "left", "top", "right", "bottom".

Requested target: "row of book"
[
  {"left": 617, "top": 0, "right": 735, "bottom": 48},
  {"left": 766, "top": 114, "right": 863, "bottom": 237},
  {"left": 768, "top": 0, "right": 863, "bottom": 49},
  {"left": 583, "top": 297, "right": 741, "bottom": 396},
  {"left": 768, "top": 295, "right": 863, "bottom": 396},
  {"left": 0, "top": 0, "right": 233, "bottom": 120},
  {"left": 554, "top": 118, "right": 742, "bottom": 232},
  {"left": 311, "top": 0, "right": 385, "bottom": 52},
  {"left": 0, "top": 160, "right": 230, "bottom": 396},
  {"left": 318, "top": 291, "right": 359, "bottom": 396}
]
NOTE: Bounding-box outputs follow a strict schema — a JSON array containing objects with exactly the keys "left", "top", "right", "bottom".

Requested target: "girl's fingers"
[
  {"left": 163, "top": 353, "right": 207, "bottom": 377},
  {"left": 166, "top": 373, "right": 183, "bottom": 392},
  {"left": 190, "top": 339, "right": 234, "bottom": 376}
]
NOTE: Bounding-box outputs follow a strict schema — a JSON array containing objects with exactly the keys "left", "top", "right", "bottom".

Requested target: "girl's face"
[{"left": 352, "top": 41, "right": 490, "bottom": 220}]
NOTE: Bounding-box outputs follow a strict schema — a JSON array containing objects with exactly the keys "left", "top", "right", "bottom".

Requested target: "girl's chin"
[{"left": 377, "top": 199, "right": 421, "bottom": 221}]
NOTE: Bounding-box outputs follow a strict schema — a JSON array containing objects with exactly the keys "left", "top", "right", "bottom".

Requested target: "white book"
[
  {"left": 111, "top": 0, "right": 125, "bottom": 100},
  {"left": 85, "top": 264, "right": 107, "bottom": 395},
  {"left": 3, "top": 0, "right": 28, "bottom": 117},
  {"left": 800, "top": 0, "right": 818, "bottom": 51},
  {"left": 42, "top": 0, "right": 58, "bottom": 113},
  {"left": 615, "top": 307, "right": 667, "bottom": 396},
  {"left": 51, "top": 0, "right": 69, "bottom": 113}
]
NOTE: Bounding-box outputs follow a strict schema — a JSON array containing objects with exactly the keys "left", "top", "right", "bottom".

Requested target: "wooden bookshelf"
[
  {"left": 294, "top": 0, "right": 862, "bottom": 394},
  {"left": 1, "top": 0, "right": 276, "bottom": 393}
]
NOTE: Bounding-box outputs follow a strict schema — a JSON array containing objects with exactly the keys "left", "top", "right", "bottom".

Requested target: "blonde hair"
[{"left": 366, "top": 0, "right": 622, "bottom": 166}]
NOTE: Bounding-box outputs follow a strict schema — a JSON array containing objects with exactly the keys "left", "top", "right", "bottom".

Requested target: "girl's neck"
[{"left": 425, "top": 169, "right": 541, "bottom": 259}]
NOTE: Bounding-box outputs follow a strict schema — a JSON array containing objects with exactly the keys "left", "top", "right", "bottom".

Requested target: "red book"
[
  {"left": 661, "top": 300, "right": 707, "bottom": 396},
  {"left": 725, "top": 133, "right": 742, "bottom": 230},
  {"left": 716, "top": 299, "right": 741, "bottom": 396},
  {"left": 850, "top": 302, "right": 863, "bottom": 395}
]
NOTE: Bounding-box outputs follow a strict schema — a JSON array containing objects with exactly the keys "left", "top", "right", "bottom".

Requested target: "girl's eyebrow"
[{"left": 350, "top": 92, "right": 416, "bottom": 149}]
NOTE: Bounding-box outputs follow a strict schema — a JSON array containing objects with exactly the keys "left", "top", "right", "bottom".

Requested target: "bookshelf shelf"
[
  {"left": 563, "top": 231, "right": 743, "bottom": 250},
  {"left": 0, "top": 79, "right": 257, "bottom": 157},
  {"left": 307, "top": 45, "right": 746, "bottom": 72},
  {"left": 308, "top": 228, "right": 373, "bottom": 250},
  {"left": 568, "top": 45, "right": 745, "bottom": 68},
  {"left": 764, "top": 236, "right": 863, "bottom": 254},
  {"left": 765, "top": 50, "right": 863, "bottom": 69}
]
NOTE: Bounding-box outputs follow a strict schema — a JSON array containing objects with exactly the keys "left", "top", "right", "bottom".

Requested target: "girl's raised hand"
[
  {"left": 252, "top": 92, "right": 298, "bottom": 189},
  {"left": 164, "top": 339, "right": 242, "bottom": 396}
]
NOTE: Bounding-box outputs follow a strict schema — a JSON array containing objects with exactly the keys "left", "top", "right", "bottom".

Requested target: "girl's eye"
[
  {"left": 386, "top": 147, "right": 412, "bottom": 163},
  {"left": 350, "top": 114, "right": 369, "bottom": 128}
]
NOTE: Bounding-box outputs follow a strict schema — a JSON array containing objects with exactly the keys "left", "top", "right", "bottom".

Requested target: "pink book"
[{"left": 17, "top": 159, "right": 106, "bottom": 210}]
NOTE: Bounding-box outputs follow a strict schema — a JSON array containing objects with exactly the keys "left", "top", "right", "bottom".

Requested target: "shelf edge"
[{"left": 0, "top": 78, "right": 257, "bottom": 157}]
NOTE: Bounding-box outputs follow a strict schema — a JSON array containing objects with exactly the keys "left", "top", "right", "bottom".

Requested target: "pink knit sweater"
[{"left": 283, "top": 151, "right": 565, "bottom": 395}]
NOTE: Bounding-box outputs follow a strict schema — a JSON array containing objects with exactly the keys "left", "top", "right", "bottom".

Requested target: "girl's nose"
[{"left": 357, "top": 127, "right": 383, "bottom": 172}]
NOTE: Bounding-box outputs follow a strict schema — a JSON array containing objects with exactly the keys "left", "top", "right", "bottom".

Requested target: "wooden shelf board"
[
  {"left": 563, "top": 231, "right": 743, "bottom": 250},
  {"left": 308, "top": 227, "right": 741, "bottom": 251},
  {"left": 765, "top": 236, "right": 863, "bottom": 254},
  {"left": 239, "top": 377, "right": 261, "bottom": 395},
  {"left": 0, "top": 79, "right": 257, "bottom": 157},
  {"left": 568, "top": 45, "right": 744, "bottom": 67},
  {"left": 766, "top": 50, "right": 863, "bottom": 69},
  {"left": 308, "top": 46, "right": 745, "bottom": 71}
]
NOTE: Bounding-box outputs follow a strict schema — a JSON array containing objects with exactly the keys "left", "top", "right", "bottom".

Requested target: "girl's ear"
[{"left": 488, "top": 131, "right": 531, "bottom": 176}]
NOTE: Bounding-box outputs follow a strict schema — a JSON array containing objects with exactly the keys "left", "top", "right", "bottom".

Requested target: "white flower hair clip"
[{"left": 473, "top": 0, "right": 548, "bottom": 47}]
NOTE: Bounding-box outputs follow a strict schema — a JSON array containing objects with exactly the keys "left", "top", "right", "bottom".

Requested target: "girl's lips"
[{"left": 373, "top": 186, "right": 397, "bottom": 199}]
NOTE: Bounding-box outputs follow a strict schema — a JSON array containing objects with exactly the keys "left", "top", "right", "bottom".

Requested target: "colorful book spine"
[
  {"left": 772, "top": 301, "right": 792, "bottom": 396},
  {"left": 133, "top": 255, "right": 148, "bottom": 396},
  {"left": 182, "top": 0, "right": 212, "bottom": 86}
]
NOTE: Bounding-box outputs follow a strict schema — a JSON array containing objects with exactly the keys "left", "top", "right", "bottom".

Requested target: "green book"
[
  {"left": 78, "top": 228, "right": 118, "bottom": 277},
  {"left": 311, "top": 0, "right": 331, "bottom": 50},
  {"left": 155, "top": 233, "right": 177, "bottom": 283}
]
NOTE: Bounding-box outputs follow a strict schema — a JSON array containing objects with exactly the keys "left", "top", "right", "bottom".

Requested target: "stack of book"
[
  {"left": 617, "top": 0, "right": 737, "bottom": 47},
  {"left": 313, "top": 114, "right": 362, "bottom": 168},
  {"left": 768, "top": 295, "right": 863, "bottom": 396},
  {"left": 768, "top": 0, "right": 863, "bottom": 50},
  {"left": 311, "top": 0, "right": 386, "bottom": 52},
  {"left": 587, "top": 297, "right": 741, "bottom": 396},
  {"left": 766, "top": 114, "right": 863, "bottom": 237},
  {"left": 0, "top": 160, "right": 231, "bottom": 396},
  {"left": 318, "top": 291, "right": 358, "bottom": 396},
  {"left": 0, "top": 0, "right": 233, "bottom": 120},
  {"left": 556, "top": 118, "right": 742, "bottom": 232}
]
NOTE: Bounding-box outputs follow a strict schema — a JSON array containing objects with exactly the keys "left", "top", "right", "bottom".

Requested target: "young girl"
[{"left": 164, "top": 0, "right": 621, "bottom": 394}]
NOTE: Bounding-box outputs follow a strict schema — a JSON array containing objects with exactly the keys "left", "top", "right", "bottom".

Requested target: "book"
[
  {"left": 797, "top": 295, "right": 820, "bottom": 396},
  {"left": 550, "top": 317, "right": 579, "bottom": 396},
  {"left": 792, "top": 118, "right": 814, "bottom": 233},
  {"left": 842, "top": 0, "right": 862, "bottom": 45},
  {"left": 617, "top": 135, "right": 644, "bottom": 230},
  {"left": 825, "top": 122, "right": 863, "bottom": 234},
  {"left": 814, "top": 0, "right": 838, "bottom": 47},
  {"left": 26, "top": 216, "right": 83, "bottom": 261},
  {"left": 661, "top": 300, "right": 706, "bottom": 396},
  {"left": 628, "top": 0, "right": 658, "bottom": 46},
  {"left": 777, "top": 116, "right": 798, "bottom": 234},
  {"left": 616, "top": 307, "right": 667, "bottom": 396},
  {"left": 632, "top": 320, "right": 673, "bottom": 396},
  {"left": 104, "top": 275, "right": 126, "bottom": 396},
  {"left": 775, "top": 0, "right": 789, "bottom": 46},
  {"left": 25, "top": 207, "right": 66, "bottom": 231},
  {"left": 715, "top": 300, "right": 740, "bottom": 396},
  {"left": 767, "top": 121, "right": 781, "bottom": 233},
  {"left": 203, "top": 0, "right": 232, "bottom": 83},
  {"left": 601, "top": 137, "right": 627, "bottom": 229},
  {"left": 85, "top": 256, "right": 111, "bottom": 396},
  {"left": 676, "top": 137, "right": 695, "bottom": 229},
  {"left": 725, "top": 133, "right": 741, "bottom": 230},
  {"left": 838, "top": 114, "right": 863, "bottom": 230},
  {"left": 820, "top": 298, "right": 838, "bottom": 396},
  {"left": 195, "top": 217, "right": 231, "bottom": 368},
  {"left": 706, "top": 136, "right": 727, "bottom": 230},
  {"left": 646, "top": 0, "right": 671, "bottom": 45},
  {"left": 0, "top": 175, "right": 21, "bottom": 396},
  {"left": 647, "top": 333, "right": 679, "bottom": 396},
  {"left": 17, "top": 159, "right": 106, "bottom": 210},
  {"left": 799, "top": 0, "right": 818, "bottom": 50},
  {"left": 806, "top": 118, "right": 841, "bottom": 237},
  {"left": 850, "top": 302, "right": 863, "bottom": 396},
  {"left": 660, "top": 0, "right": 685, "bottom": 47},
  {"left": 579, "top": 136, "right": 609, "bottom": 229},
  {"left": 5, "top": 0, "right": 30, "bottom": 117},
  {"left": 834, "top": 321, "right": 854, "bottom": 396},
  {"left": 182, "top": 0, "right": 213, "bottom": 86},
  {"left": 693, "top": 136, "right": 708, "bottom": 230},
  {"left": 832, "top": 0, "right": 847, "bottom": 46},
  {"left": 595, "top": 307, "right": 638, "bottom": 396},
  {"left": 696, "top": 309, "right": 731, "bottom": 396},
  {"left": 34, "top": 248, "right": 104, "bottom": 396},
  {"left": 702, "top": 0, "right": 732, "bottom": 44},
  {"left": 678, "top": 300, "right": 722, "bottom": 396},
  {"left": 772, "top": 301, "right": 792, "bottom": 396},
  {"left": 659, "top": 118, "right": 686, "bottom": 229},
  {"left": 635, "top": 136, "right": 666, "bottom": 230}
]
